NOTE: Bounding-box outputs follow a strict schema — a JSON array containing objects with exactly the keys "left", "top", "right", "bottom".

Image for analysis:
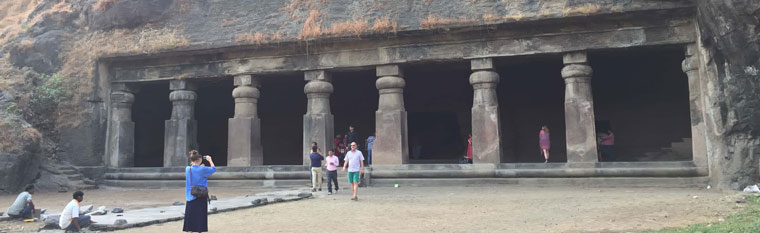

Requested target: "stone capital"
[
  {"left": 169, "top": 80, "right": 197, "bottom": 91},
  {"left": 376, "top": 64, "right": 404, "bottom": 77},
  {"left": 234, "top": 74, "right": 261, "bottom": 87},
  {"left": 561, "top": 64, "right": 593, "bottom": 80},
  {"left": 563, "top": 51, "right": 588, "bottom": 64},
  {"left": 304, "top": 79, "right": 334, "bottom": 94},
  {"left": 471, "top": 58, "right": 495, "bottom": 71},
  {"left": 376, "top": 75, "right": 405, "bottom": 90},
  {"left": 304, "top": 70, "right": 332, "bottom": 81},
  {"left": 110, "top": 91, "right": 135, "bottom": 104},
  {"left": 169, "top": 89, "right": 197, "bottom": 102},
  {"left": 232, "top": 85, "right": 260, "bottom": 99}
]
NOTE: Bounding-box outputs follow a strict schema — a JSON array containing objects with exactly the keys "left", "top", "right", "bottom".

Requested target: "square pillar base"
[
  {"left": 472, "top": 105, "right": 502, "bottom": 164},
  {"left": 164, "top": 119, "right": 198, "bottom": 167},
  {"left": 228, "top": 117, "right": 263, "bottom": 166},
  {"left": 303, "top": 113, "right": 334, "bottom": 165},
  {"left": 108, "top": 121, "right": 134, "bottom": 167},
  {"left": 373, "top": 110, "right": 409, "bottom": 165}
]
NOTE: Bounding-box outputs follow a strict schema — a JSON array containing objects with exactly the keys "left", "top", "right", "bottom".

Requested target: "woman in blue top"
[{"left": 183, "top": 150, "right": 216, "bottom": 233}]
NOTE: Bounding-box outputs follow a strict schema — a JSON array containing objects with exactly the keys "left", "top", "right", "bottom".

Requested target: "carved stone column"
[
  {"left": 561, "top": 52, "right": 599, "bottom": 165},
  {"left": 303, "top": 70, "right": 334, "bottom": 166},
  {"left": 470, "top": 58, "right": 503, "bottom": 164},
  {"left": 107, "top": 83, "right": 136, "bottom": 167},
  {"left": 373, "top": 65, "right": 409, "bottom": 164},
  {"left": 682, "top": 44, "right": 708, "bottom": 168},
  {"left": 164, "top": 80, "right": 198, "bottom": 167},
  {"left": 228, "top": 75, "right": 264, "bottom": 166}
]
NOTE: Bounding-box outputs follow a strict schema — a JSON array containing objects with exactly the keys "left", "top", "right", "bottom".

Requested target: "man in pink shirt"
[
  {"left": 324, "top": 150, "right": 340, "bottom": 195},
  {"left": 599, "top": 130, "right": 615, "bottom": 161}
]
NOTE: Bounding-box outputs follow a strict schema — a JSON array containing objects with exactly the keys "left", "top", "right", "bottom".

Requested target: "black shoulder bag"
[{"left": 189, "top": 167, "right": 209, "bottom": 201}]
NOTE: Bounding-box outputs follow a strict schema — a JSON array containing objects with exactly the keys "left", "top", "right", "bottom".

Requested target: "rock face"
[
  {"left": 696, "top": 0, "right": 760, "bottom": 190},
  {"left": 8, "top": 30, "right": 65, "bottom": 74},
  {"left": 88, "top": 0, "right": 174, "bottom": 30},
  {"left": 0, "top": 153, "right": 40, "bottom": 193}
]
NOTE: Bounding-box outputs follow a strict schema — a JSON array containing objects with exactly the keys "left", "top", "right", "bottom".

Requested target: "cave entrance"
[
  {"left": 591, "top": 46, "right": 691, "bottom": 162},
  {"left": 195, "top": 78, "right": 234, "bottom": 166},
  {"left": 496, "top": 55, "right": 567, "bottom": 163},
  {"left": 132, "top": 82, "right": 171, "bottom": 167},
  {"left": 405, "top": 62, "right": 473, "bottom": 164},
  {"left": 331, "top": 70, "right": 378, "bottom": 164},
  {"left": 259, "top": 74, "right": 306, "bottom": 165}
]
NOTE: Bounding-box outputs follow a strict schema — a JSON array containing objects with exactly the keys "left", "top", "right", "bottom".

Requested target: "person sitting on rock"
[
  {"left": 6, "top": 184, "right": 35, "bottom": 220},
  {"left": 59, "top": 191, "right": 95, "bottom": 232}
]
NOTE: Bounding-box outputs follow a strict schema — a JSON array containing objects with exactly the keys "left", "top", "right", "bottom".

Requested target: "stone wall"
[{"left": 696, "top": 0, "right": 760, "bottom": 190}]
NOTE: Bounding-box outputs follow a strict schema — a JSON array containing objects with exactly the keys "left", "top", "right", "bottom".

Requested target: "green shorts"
[{"left": 347, "top": 171, "right": 360, "bottom": 183}]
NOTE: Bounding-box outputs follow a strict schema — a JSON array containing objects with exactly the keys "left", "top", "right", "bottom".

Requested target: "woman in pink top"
[
  {"left": 539, "top": 126, "right": 550, "bottom": 163},
  {"left": 323, "top": 150, "right": 340, "bottom": 195},
  {"left": 598, "top": 130, "right": 615, "bottom": 161}
]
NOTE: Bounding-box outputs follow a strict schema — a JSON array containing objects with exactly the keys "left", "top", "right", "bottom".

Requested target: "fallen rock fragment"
[
  {"left": 172, "top": 201, "right": 183, "bottom": 206},
  {"left": 114, "top": 219, "right": 128, "bottom": 226},
  {"left": 297, "top": 192, "right": 312, "bottom": 198},
  {"left": 112, "top": 208, "right": 124, "bottom": 213}
]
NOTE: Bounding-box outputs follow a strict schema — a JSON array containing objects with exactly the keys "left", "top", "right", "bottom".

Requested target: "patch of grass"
[
  {"left": 93, "top": 0, "right": 120, "bottom": 11},
  {"left": 642, "top": 196, "right": 760, "bottom": 233}
]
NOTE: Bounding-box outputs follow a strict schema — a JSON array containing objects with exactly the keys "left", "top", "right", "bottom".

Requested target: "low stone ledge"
[{"left": 87, "top": 189, "right": 312, "bottom": 231}]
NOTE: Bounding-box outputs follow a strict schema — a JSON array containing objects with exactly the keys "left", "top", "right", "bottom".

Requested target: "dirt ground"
[{"left": 0, "top": 185, "right": 747, "bottom": 233}]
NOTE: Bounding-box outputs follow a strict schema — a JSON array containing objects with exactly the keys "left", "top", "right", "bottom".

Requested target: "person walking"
[
  {"left": 342, "top": 142, "right": 365, "bottom": 201},
  {"left": 366, "top": 135, "right": 375, "bottom": 165},
  {"left": 465, "top": 134, "right": 473, "bottom": 163},
  {"left": 309, "top": 146, "right": 324, "bottom": 192},
  {"left": 58, "top": 191, "right": 95, "bottom": 232},
  {"left": 324, "top": 150, "right": 340, "bottom": 195},
  {"left": 7, "top": 184, "right": 35, "bottom": 220},
  {"left": 539, "top": 126, "right": 551, "bottom": 163},
  {"left": 183, "top": 150, "right": 216, "bottom": 233}
]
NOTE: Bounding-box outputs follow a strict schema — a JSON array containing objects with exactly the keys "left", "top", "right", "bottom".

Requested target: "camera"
[{"left": 201, "top": 155, "right": 211, "bottom": 166}]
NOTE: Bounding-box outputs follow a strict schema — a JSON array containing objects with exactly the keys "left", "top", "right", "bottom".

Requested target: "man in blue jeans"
[{"left": 6, "top": 184, "right": 35, "bottom": 220}]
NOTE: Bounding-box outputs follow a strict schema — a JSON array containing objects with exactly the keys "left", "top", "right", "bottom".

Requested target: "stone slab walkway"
[
  {"left": 13, "top": 189, "right": 314, "bottom": 232},
  {"left": 88, "top": 189, "right": 313, "bottom": 231}
]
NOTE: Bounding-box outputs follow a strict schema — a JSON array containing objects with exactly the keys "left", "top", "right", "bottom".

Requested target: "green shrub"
[{"left": 25, "top": 73, "right": 72, "bottom": 131}]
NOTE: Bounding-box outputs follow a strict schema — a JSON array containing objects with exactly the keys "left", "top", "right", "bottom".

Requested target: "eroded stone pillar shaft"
[
  {"left": 303, "top": 70, "right": 334, "bottom": 166},
  {"left": 228, "top": 75, "right": 263, "bottom": 167},
  {"left": 373, "top": 65, "right": 409, "bottom": 164},
  {"left": 682, "top": 44, "right": 708, "bottom": 168},
  {"left": 164, "top": 80, "right": 198, "bottom": 167},
  {"left": 562, "top": 52, "right": 598, "bottom": 164},
  {"left": 107, "top": 83, "right": 135, "bottom": 167},
  {"left": 470, "top": 58, "right": 503, "bottom": 164}
]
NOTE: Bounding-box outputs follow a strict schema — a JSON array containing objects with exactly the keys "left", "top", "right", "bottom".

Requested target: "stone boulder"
[
  {"left": 41, "top": 213, "right": 61, "bottom": 229},
  {"left": 8, "top": 30, "right": 65, "bottom": 74},
  {"left": 88, "top": 0, "right": 174, "bottom": 30},
  {"left": 0, "top": 153, "right": 40, "bottom": 193}
]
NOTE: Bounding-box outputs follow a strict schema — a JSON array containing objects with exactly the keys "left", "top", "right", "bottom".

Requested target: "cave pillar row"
[
  {"left": 106, "top": 83, "right": 136, "bottom": 168},
  {"left": 682, "top": 43, "right": 709, "bottom": 168}
]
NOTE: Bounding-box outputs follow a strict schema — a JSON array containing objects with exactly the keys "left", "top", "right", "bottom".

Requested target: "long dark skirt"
[{"left": 183, "top": 197, "right": 208, "bottom": 232}]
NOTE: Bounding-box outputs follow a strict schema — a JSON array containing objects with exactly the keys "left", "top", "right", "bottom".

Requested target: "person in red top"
[
  {"left": 598, "top": 129, "right": 615, "bottom": 161},
  {"left": 334, "top": 142, "right": 348, "bottom": 166},
  {"left": 333, "top": 134, "right": 342, "bottom": 152},
  {"left": 465, "top": 134, "right": 473, "bottom": 163}
]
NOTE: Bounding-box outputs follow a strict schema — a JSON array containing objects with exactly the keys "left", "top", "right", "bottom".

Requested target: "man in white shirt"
[
  {"left": 59, "top": 191, "right": 94, "bottom": 232},
  {"left": 342, "top": 142, "right": 365, "bottom": 201},
  {"left": 7, "top": 184, "right": 35, "bottom": 220}
]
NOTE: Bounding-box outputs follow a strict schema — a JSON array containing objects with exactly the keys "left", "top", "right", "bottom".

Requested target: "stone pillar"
[
  {"left": 106, "top": 83, "right": 136, "bottom": 167},
  {"left": 303, "top": 70, "right": 334, "bottom": 166},
  {"left": 470, "top": 58, "right": 503, "bottom": 164},
  {"left": 164, "top": 80, "right": 198, "bottom": 167},
  {"left": 561, "top": 52, "right": 599, "bottom": 165},
  {"left": 682, "top": 44, "right": 708, "bottom": 168},
  {"left": 228, "top": 75, "right": 264, "bottom": 166},
  {"left": 373, "top": 65, "right": 409, "bottom": 164}
]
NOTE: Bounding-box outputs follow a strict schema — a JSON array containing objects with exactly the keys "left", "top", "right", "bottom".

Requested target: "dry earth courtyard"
[{"left": 1, "top": 185, "right": 747, "bottom": 233}]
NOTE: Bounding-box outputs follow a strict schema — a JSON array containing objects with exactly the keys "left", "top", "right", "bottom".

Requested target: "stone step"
[
  {"left": 67, "top": 174, "right": 83, "bottom": 180},
  {"left": 83, "top": 179, "right": 98, "bottom": 185},
  {"left": 371, "top": 177, "right": 710, "bottom": 188},
  {"left": 103, "top": 179, "right": 306, "bottom": 189},
  {"left": 60, "top": 169, "right": 78, "bottom": 175},
  {"left": 106, "top": 165, "right": 309, "bottom": 174},
  {"left": 74, "top": 183, "right": 98, "bottom": 190}
]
